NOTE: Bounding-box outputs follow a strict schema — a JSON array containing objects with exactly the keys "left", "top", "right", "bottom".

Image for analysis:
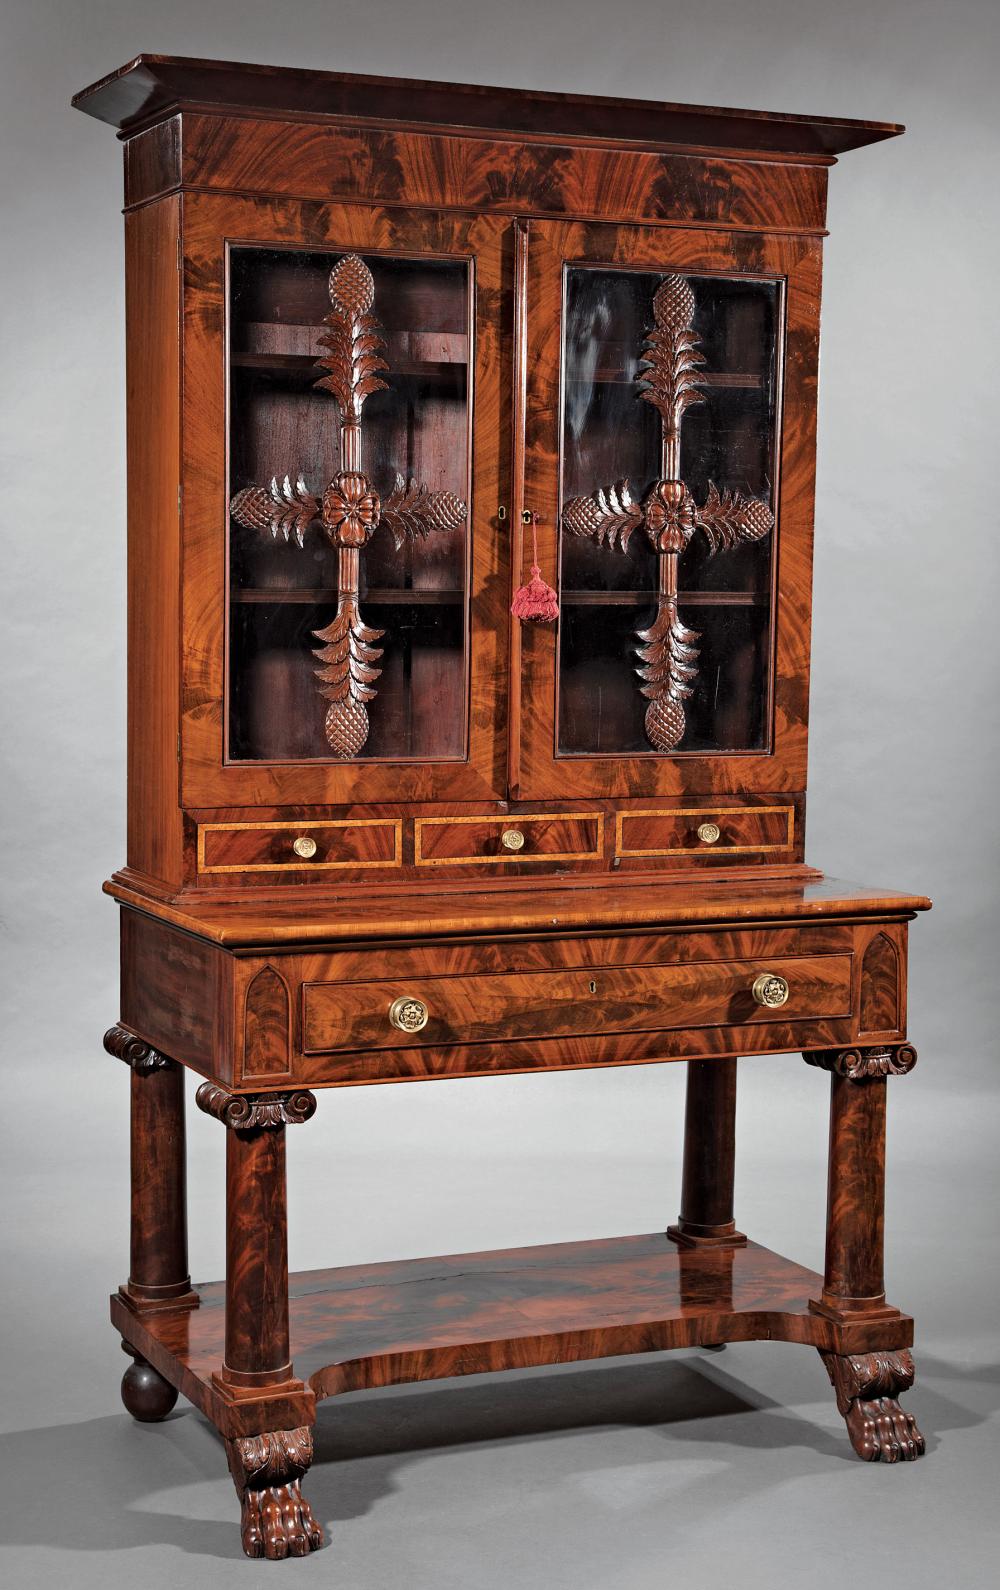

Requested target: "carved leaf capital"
[
  {"left": 104, "top": 1025, "right": 173, "bottom": 1073},
  {"left": 803, "top": 1045, "right": 917, "bottom": 1080},
  {"left": 195, "top": 1082, "right": 317, "bottom": 1130}
]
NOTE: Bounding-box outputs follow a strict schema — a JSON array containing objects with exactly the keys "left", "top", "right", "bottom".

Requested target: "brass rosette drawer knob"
[
  {"left": 697, "top": 822, "right": 721, "bottom": 844},
  {"left": 292, "top": 835, "right": 318, "bottom": 859},
  {"left": 500, "top": 828, "right": 526, "bottom": 852},
  {"left": 388, "top": 995, "right": 430, "bottom": 1033},
  {"left": 751, "top": 972, "right": 790, "bottom": 1008}
]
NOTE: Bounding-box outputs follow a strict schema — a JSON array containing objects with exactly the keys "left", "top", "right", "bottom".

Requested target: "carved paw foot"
[
  {"left": 226, "top": 1427, "right": 324, "bottom": 1559},
  {"left": 120, "top": 1349, "right": 178, "bottom": 1422},
  {"left": 820, "top": 1348, "right": 926, "bottom": 1463}
]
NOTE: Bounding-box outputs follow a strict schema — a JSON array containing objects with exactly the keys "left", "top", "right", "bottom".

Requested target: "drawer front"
[
  {"left": 415, "top": 813, "right": 603, "bottom": 865},
  {"left": 302, "top": 953, "right": 852, "bottom": 1054},
  {"left": 198, "top": 818, "right": 402, "bottom": 873},
  {"left": 616, "top": 805, "right": 794, "bottom": 859}
]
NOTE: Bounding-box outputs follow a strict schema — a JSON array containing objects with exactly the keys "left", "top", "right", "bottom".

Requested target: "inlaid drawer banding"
[
  {"left": 198, "top": 818, "right": 402, "bottom": 873},
  {"left": 414, "top": 812, "right": 604, "bottom": 866},
  {"left": 616, "top": 805, "right": 794, "bottom": 859}
]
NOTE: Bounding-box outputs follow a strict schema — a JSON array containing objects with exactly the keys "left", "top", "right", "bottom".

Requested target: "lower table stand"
[{"left": 105, "top": 1028, "right": 925, "bottom": 1561}]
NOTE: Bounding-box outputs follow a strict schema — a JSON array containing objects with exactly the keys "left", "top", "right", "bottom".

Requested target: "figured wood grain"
[
  {"left": 302, "top": 953, "right": 853, "bottom": 1055},
  {"left": 120, "top": 909, "right": 231, "bottom": 1076},
  {"left": 199, "top": 818, "right": 401, "bottom": 873},
  {"left": 112, "top": 1236, "right": 914, "bottom": 1421},
  {"left": 243, "top": 967, "right": 291, "bottom": 1079},
  {"left": 617, "top": 805, "right": 794, "bottom": 857},
  {"left": 859, "top": 930, "right": 901, "bottom": 1034},
  {"left": 107, "top": 874, "right": 930, "bottom": 949},
  {"left": 669, "top": 1058, "right": 744, "bottom": 1245},
  {"left": 415, "top": 812, "right": 602, "bottom": 864},
  {"left": 124, "top": 197, "right": 184, "bottom": 889}
]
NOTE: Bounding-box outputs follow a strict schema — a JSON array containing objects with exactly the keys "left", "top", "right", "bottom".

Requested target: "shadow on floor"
[{"left": 0, "top": 1348, "right": 991, "bottom": 1560}]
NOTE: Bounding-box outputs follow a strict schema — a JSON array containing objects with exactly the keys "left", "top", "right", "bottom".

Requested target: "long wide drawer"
[{"left": 302, "top": 953, "right": 853, "bottom": 1054}]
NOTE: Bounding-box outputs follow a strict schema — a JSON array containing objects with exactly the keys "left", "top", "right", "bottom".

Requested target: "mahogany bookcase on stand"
[{"left": 74, "top": 54, "right": 929, "bottom": 1560}]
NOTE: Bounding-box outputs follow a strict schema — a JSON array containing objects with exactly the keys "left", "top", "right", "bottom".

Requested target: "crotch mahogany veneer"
[{"left": 76, "top": 54, "right": 929, "bottom": 1561}]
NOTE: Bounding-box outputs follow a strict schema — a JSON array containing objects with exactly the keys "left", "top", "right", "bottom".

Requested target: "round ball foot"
[{"left": 121, "top": 1357, "right": 178, "bottom": 1421}]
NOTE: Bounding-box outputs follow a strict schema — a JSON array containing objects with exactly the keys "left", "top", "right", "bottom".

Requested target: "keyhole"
[{"left": 589, "top": 980, "right": 598, "bottom": 994}]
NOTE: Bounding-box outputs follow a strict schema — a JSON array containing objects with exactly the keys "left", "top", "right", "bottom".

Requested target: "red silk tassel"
[{"left": 511, "top": 514, "right": 559, "bottom": 623}]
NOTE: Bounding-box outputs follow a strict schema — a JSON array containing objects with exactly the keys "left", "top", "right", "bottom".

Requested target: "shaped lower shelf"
[{"left": 112, "top": 1233, "right": 913, "bottom": 1437}]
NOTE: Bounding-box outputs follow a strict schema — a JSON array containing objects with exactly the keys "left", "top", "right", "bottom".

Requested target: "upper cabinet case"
[{"left": 515, "top": 220, "right": 820, "bottom": 800}]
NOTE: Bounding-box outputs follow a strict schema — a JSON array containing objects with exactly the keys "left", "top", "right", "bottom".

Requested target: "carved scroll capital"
[
  {"left": 226, "top": 1427, "right": 323, "bottom": 1559},
  {"left": 195, "top": 1082, "right": 317, "bottom": 1130},
  {"left": 819, "top": 1348, "right": 925, "bottom": 1463},
  {"left": 104, "top": 1025, "right": 173, "bottom": 1073},
  {"left": 803, "top": 1044, "right": 917, "bottom": 1080}
]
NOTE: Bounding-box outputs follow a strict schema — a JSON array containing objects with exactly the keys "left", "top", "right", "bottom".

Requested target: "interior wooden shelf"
[
  {"left": 561, "top": 589, "right": 769, "bottom": 606},
  {"left": 231, "top": 587, "right": 465, "bottom": 605},
  {"left": 566, "top": 371, "right": 763, "bottom": 389},
  {"left": 231, "top": 352, "right": 466, "bottom": 379}
]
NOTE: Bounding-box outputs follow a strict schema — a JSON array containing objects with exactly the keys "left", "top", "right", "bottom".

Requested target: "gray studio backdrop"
[{"left": 1, "top": 2, "right": 997, "bottom": 1587}]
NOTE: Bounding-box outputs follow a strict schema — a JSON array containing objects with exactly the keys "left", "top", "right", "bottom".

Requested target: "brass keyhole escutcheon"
[
  {"left": 501, "top": 828, "right": 526, "bottom": 852},
  {"left": 697, "top": 822, "right": 721, "bottom": 844},
  {"left": 752, "top": 972, "right": 790, "bottom": 1009},
  {"left": 292, "top": 835, "right": 318, "bottom": 859},
  {"left": 589, "top": 980, "right": 598, "bottom": 994},
  {"left": 389, "top": 996, "right": 429, "bottom": 1033}
]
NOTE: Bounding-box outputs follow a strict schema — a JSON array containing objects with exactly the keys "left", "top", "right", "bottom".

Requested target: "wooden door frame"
[
  {"left": 179, "top": 193, "right": 511, "bottom": 809},
  {"left": 513, "top": 218, "right": 822, "bottom": 800}
]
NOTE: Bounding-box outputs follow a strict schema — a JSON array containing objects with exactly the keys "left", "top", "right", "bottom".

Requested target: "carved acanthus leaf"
[
  {"left": 104, "top": 1025, "right": 173, "bottom": 1073},
  {"left": 562, "top": 479, "right": 644, "bottom": 550},
  {"left": 230, "top": 475, "right": 320, "bottom": 547},
  {"left": 635, "top": 597, "right": 701, "bottom": 752},
  {"left": 696, "top": 481, "right": 774, "bottom": 554},
  {"left": 804, "top": 1045, "right": 917, "bottom": 1080},
  {"left": 380, "top": 473, "right": 468, "bottom": 550},
  {"left": 638, "top": 275, "right": 707, "bottom": 428},
  {"left": 195, "top": 1082, "right": 317, "bottom": 1130},
  {"left": 314, "top": 255, "right": 389, "bottom": 420}
]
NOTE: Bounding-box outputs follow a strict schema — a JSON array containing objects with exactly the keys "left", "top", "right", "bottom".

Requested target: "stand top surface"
[{"left": 105, "top": 872, "right": 931, "bottom": 950}]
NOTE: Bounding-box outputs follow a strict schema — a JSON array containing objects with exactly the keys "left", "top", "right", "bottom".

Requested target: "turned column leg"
[
  {"left": 105, "top": 1025, "right": 199, "bottom": 1421},
  {"left": 196, "top": 1083, "right": 324, "bottom": 1559},
  {"left": 804, "top": 1045, "right": 925, "bottom": 1462},
  {"left": 667, "top": 1057, "right": 746, "bottom": 1248}
]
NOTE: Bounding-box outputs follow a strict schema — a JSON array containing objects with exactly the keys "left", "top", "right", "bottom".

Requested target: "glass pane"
[
  {"left": 227, "top": 247, "right": 471, "bottom": 762},
  {"left": 558, "top": 266, "right": 780, "bottom": 756}
]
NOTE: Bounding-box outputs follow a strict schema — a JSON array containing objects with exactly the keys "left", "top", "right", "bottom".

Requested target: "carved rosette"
[
  {"left": 226, "top": 1426, "right": 324, "bottom": 1559},
  {"left": 804, "top": 1045, "right": 917, "bottom": 1080},
  {"left": 195, "top": 1082, "right": 317, "bottom": 1130},
  {"left": 561, "top": 270, "right": 774, "bottom": 752},
  {"left": 104, "top": 1025, "right": 173, "bottom": 1073},
  {"left": 819, "top": 1349, "right": 925, "bottom": 1462},
  {"left": 228, "top": 252, "right": 468, "bottom": 759}
]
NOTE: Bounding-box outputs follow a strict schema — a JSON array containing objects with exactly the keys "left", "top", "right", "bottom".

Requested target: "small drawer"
[
  {"left": 616, "top": 805, "right": 794, "bottom": 859},
  {"left": 198, "top": 819, "right": 402, "bottom": 873},
  {"left": 415, "top": 813, "right": 603, "bottom": 866},
  {"left": 302, "top": 952, "right": 852, "bottom": 1054}
]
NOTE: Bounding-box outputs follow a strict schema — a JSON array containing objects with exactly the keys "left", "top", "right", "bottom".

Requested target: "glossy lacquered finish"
[{"left": 76, "top": 54, "right": 927, "bottom": 1562}]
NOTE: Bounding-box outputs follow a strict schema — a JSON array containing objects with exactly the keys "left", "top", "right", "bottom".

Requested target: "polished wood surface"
[
  {"left": 78, "top": 53, "right": 926, "bottom": 1559},
  {"left": 113, "top": 1236, "right": 914, "bottom": 1410},
  {"left": 73, "top": 53, "right": 903, "bottom": 155}
]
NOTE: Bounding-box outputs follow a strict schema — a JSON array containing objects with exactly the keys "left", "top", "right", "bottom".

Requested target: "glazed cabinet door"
[
  {"left": 513, "top": 219, "right": 821, "bottom": 799},
  {"left": 181, "top": 196, "right": 510, "bottom": 807}
]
